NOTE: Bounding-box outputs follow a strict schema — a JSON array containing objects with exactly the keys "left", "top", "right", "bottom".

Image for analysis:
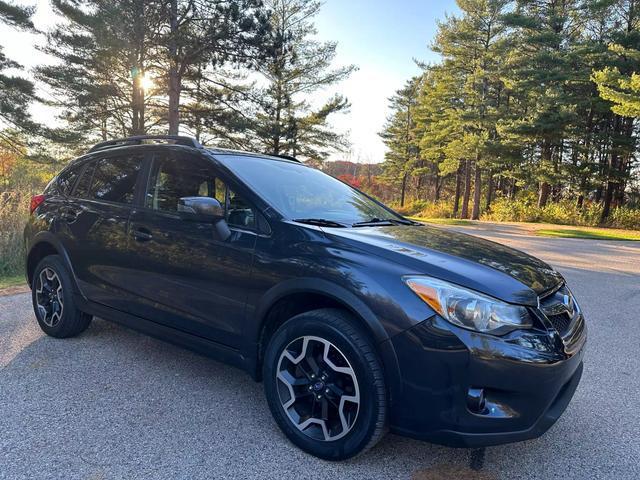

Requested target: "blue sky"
[
  {"left": 314, "top": 0, "right": 460, "bottom": 161},
  {"left": 0, "top": 0, "right": 461, "bottom": 162}
]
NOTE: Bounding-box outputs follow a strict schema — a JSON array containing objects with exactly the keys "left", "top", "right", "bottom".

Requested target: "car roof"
[{"left": 65, "top": 143, "right": 303, "bottom": 172}]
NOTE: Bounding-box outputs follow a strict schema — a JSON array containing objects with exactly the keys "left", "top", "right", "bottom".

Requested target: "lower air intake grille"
[{"left": 546, "top": 312, "right": 573, "bottom": 336}]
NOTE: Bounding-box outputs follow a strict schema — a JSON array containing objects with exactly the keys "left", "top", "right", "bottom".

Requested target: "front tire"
[
  {"left": 263, "top": 308, "right": 387, "bottom": 460},
  {"left": 31, "top": 255, "right": 92, "bottom": 338}
]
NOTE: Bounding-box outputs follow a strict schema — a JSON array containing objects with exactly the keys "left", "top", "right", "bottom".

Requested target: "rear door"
[
  {"left": 125, "top": 149, "right": 257, "bottom": 347},
  {"left": 60, "top": 151, "right": 144, "bottom": 309}
]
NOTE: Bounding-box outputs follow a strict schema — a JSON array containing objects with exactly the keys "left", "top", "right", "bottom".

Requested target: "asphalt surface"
[{"left": 1, "top": 223, "right": 639, "bottom": 480}]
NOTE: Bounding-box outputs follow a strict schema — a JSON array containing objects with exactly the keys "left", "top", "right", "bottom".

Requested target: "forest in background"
[
  {"left": 378, "top": 0, "right": 640, "bottom": 228},
  {"left": 2, "top": 0, "right": 640, "bottom": 280}
]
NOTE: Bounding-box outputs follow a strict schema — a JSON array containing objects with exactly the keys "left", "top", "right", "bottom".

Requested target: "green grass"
[
  {"left": 411, "top": 217, "right": 476, "bottom": 226},
  {"left": 0, "top": 273, "right": 26, "bottom": 290},
  {"left": 535, "top": 228, "right": 640, "bottom": 241}
]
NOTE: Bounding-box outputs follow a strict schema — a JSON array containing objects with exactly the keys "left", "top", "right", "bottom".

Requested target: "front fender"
[{"left": 243, "top": 277, "right": 404, "bottom": 406}]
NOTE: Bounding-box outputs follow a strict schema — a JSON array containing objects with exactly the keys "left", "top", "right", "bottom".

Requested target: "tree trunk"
[
  {"left": 600, "top": 115, "right": 625, "bottom": 223},
  {"left": 400, "top": 172, "right": 408, "bottom": 207},
  {"left": 461, "top": 159, "right": 472, "bottom": 219},
  {"left": 537, "top": 181, "right": 551, "bottom": 208},
  {"left": 168, "top": 0, "right": 180, "bottom": 135},
  {"left": 538, "top": 141, "right": 552, "bottom": 208},
  {"left": 132, "top": 74, "right": 140, "bottom": 135},
  {"left": 453, "top": 164, "right": 462, "bottom": 217},
  {"left": 600, "top": 180, "right": 614, "bottom": 224},
  {"left": 485, "top": 170, "right": 493, "bottom": 210},
  {"left": 471, "top": 161, "right": 481, "bottom": 220}
]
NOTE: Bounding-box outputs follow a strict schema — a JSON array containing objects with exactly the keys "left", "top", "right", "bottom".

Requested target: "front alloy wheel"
[
  {"left": 263, "top": 308, "right": 387, "bottom": 460},
  {"left": 276, "top": 335, "right": 360, "bottom": 441}
]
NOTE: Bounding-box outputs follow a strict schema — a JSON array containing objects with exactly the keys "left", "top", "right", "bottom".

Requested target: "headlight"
[{"left": 403, "top": 276, "right": 533, "bottom": 334}]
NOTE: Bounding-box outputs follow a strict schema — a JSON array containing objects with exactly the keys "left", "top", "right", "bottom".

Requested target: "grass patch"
[
  {"left": 0, "top": 273, "right": 26, "bottom": 290},
  {"left": 411, "top": 217, "right": 476, "bottom": 226},
  {"left": 535, "top": 228, "right": 640, "bottom": 241}
]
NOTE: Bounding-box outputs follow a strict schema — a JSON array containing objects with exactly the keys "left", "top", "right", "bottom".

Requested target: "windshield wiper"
[
  {"left": 293, "top": 218, "right": 347, "bottom": 228},
  {"left": 352, "top": 217, "right": 417, "bottom": 227}
]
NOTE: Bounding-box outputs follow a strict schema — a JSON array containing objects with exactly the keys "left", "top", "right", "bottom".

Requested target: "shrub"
[
  {"left": 609, "top": 206, "right": 640, "bottom": 230},
  {"left": 0, "top": 191, "right": 29, "bottom": 277},
  {"left": 391, "top": 199, "right": 455, "bottom": 218},
  {"left": 483, "top": 196, "right": 640, "bottom": 230}
]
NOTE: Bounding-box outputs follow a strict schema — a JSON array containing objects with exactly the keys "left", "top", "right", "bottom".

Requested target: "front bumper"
[{"left": 386, "top": 314, "right": 586, "bottom": 447}]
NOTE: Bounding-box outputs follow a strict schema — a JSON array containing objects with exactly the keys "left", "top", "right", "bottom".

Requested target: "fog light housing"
[{"left": 467, "top": 387, "right": 486, "bottom": 414}]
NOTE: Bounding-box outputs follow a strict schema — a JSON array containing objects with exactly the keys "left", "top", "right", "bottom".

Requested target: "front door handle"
[{"left": 132, "top": 227, "right": 153, "bottom": 242}]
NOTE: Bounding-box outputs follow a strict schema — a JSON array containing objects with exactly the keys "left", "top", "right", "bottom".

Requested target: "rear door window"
[{"left": 88, "top": 155, "right": 142, "bottom": 204}]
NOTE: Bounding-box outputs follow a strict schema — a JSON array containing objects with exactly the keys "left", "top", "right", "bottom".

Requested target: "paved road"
[{"left": 1, "top": 224, "right": 639, "bottom": 480}]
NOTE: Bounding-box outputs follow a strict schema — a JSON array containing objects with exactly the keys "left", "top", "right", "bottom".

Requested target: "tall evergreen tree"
[
  {"left": 503, "top": 0, "right": 585, "bottom": 207},
  {"left": 37, "top": 0, "right": 165, "bottom": 143},
  {"left": 380, "top": 77, "right": 422, "bottom": 207},
  {"left": 0, "top": 1, "right": 37, "bottom": 148},
  {"left": 423, "top": 0, "right": 510, "bottom": 218},
  {"left": 246, "top": 0, "right": 355, "bottom": 161}
]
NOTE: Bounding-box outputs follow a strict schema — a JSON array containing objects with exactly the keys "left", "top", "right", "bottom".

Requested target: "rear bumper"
[{"left": 386, "top": 315, "right": 586, "bottom": 447}]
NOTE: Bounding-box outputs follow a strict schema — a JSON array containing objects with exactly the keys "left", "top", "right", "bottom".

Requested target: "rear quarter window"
[{"left": 57, "top": 165, "right": 82, "bottom": 195}]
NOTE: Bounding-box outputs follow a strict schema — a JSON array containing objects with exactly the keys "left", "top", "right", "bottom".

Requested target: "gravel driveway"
[{"left": 1, "top": 224, "right": 639, "bottom": 479}]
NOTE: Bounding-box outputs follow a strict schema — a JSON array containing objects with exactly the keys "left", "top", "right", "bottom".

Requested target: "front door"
[{"left": 126, "top": 150, "right": 257, "bottom": 348}]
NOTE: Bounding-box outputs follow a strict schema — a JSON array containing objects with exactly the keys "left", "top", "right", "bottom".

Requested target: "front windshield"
[{"left": 221, "top": 155, "right": 403, "bottom": 225}]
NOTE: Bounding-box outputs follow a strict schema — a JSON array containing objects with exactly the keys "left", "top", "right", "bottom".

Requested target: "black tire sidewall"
[
  {"left": 31, "top": 255, "right": 79, "bottom": 337},
  {"left": 263, "top": 311, "right": 384, "bottom": 460}
]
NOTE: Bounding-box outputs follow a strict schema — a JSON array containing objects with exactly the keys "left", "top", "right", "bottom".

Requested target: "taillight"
[{"left": 30, "top": 194, "right": 46, "bottom": 214}]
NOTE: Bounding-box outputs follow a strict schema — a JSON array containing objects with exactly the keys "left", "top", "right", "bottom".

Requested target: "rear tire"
[
  {"left": 31, "top": 255, "right": 92, "bottom": 338},
  {"left": 263, "top": 308, "right": 387, "bottom": 460}
]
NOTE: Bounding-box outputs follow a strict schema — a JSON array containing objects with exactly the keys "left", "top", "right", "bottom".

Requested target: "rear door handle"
[{"left": 132, "top": 227, "right": 153, "bottom": 242}]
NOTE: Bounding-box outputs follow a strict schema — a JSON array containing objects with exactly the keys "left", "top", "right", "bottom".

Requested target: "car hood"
[{"left": 324, "top": 224, "right": 563, "bottom": 306}]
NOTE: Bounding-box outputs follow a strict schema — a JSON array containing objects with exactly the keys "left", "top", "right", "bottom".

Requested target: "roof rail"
[
  {"left": 271, "top": 153, "right": 301, "bottom": 163},
  {"left": 87, "top": 135, "right": 203, "bottom": 153}
]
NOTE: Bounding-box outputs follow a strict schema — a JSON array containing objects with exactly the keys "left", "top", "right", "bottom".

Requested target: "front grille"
[
  {"left": 547, "top": 312, "right": 573, "bottom": 336},
  {"left": 537, "top": 283, "right": 585, "bottom": 353}
]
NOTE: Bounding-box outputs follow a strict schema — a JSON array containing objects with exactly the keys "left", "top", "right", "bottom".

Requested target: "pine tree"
[
  {"left": 380, "top": 77, "right": 422, "bottom": 207},
  {"left": 162, "top": 0, "right": 269, "bottom": 135},
  {"left": 426, "top": 0, "right": 510, "bottom": 218},
  {"left": 37, "top": 0, "right": 165, "bottom": 143},
  {"left": 502, "top": 0, "right": 586, "bottom": 207},
  {"left": 0, "top": 1, "right": 37, "bottom": 148},
  {"left": 246, "top": 0, "right": 355, "bottom": 161}
]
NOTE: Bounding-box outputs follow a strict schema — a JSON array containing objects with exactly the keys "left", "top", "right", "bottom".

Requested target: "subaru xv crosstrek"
[{"left": 24, "top": 135, "right": 586, "bottom": 460}]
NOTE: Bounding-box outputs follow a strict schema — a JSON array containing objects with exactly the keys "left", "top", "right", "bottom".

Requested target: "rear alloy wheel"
[
  {"left": 263, "top": 308, "right": 387, "bottom": 460},
  {"left": 32, "top": 255, "right": 92, "bottom": 338},
  {"left": 35, "top": 267, "right": 64, "bottom": 328}
]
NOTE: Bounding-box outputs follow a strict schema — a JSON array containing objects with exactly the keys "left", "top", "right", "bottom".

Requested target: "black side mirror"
[
  {"left": 179, "top": 196, "right": 224, "bottom": 218},
  {"left": 178, "top": 197, "right": 231, "bottom": 241}
]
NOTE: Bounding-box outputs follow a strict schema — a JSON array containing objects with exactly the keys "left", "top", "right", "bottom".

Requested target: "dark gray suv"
[{"left": 24, "top": 135, "right": 586, "bottom": 460}]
